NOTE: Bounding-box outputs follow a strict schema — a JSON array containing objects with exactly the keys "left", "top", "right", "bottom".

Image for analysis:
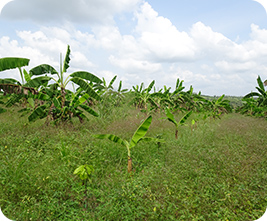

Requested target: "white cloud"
[
  {"left": 1, "top": 2, "right": 267, "bottom": 95},
  {"left": 134, "top": 2, "right": 196, "bottom": 62},
  {"left": 1, "top": 0, "right": 141, "bottom": 24}
]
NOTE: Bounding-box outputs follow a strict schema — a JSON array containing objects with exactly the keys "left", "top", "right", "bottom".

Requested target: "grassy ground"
[{"left": 0, "top": 106, "right": 266, "bottom": 220}]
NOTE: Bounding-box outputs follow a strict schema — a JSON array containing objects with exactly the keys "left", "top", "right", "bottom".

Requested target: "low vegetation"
[{"left": 0, "top": 46, "right": 266, "bottom": 220}]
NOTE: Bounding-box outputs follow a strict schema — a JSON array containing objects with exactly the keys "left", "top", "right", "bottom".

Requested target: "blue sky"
[{"left": 0, "top": 0, "right": 267, "bottom": 96}]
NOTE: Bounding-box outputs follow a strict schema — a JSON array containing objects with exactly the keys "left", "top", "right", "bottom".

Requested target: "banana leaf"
[
  {"left": 0, "top": 57, "right": 30, "bottom": 72},
  {"left": 108, "top": 75, "right": 117, "bottom": 89},
  {"left": 29, "top": 64, "right": 58, "bottom": 76},
  {"left": 165, "top": 108, "right": 178, "bottom": 127},
  {"left": 70, "top": 71, "right": 102, "bottom": 83},
  {"left": 28, "top": 104, "right": 47, "bottom": 122},
  {"left": 71, "top": 77, "right": 101, "bottom": 101},
  {"left": 63, "top": 45, "right": 71, "bottom": 73},
  {"left": 79, "top": 104, "right": 99, "bottom": 117},
  {"left": 130, "top": 115, "right": 152, "bottom": 148},
  {"left": 179, "top": 111, "right": 192, "bottom": 125},
  {"left": 93, "top": 134, "right": 127, "bottom": 146}
]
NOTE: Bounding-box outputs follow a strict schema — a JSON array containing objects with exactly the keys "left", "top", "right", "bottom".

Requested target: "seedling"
[
  {"left": 73, "top": 164, "right": 94, "bottom": 198},
  {"left": 164, "top": 108, "right": 192, "bottom": 139},
  {"left": 94, "top": 115, "right": 164, "bottom": 173}
]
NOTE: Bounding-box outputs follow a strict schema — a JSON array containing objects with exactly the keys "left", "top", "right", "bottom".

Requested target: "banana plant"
[
  {"left": 93, "top": 115, "right": 164, "bottom": 173},
  {"left": 0, "top": 57, "right": 53, "bottom": 109},
  {"left": 0, "top": 57, "right": 30, "bottom": 84},
  {"left": 243, "top": 76, "right": 267, "bottom": 107},
  {"left": 164, "top": 108, "right": 193, "bottom": 139},
  {"left": 206, "top": 94, "right": 232, "bottom": 118},
  {"left": 73, "top": 164, "right": 94, "bottom": 207},
  {"left": 132, "top": 80, "right": 160, "bottom": 111},
  {"left": 27, "top": 45, "right": 102, "bottom": 123}
]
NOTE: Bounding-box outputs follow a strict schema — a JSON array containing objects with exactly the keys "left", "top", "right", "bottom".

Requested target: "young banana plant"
[
  {"left": 165, "top": 108, "right": 193, "bottom": 139},
  {"left": 93, "top": 115, "right": 164, "bottom": 173}
]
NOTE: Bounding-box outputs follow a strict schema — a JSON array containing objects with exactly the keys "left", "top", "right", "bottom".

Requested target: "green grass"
[{"left": 0, "top": 106, "right": 266, "bottom": 220}]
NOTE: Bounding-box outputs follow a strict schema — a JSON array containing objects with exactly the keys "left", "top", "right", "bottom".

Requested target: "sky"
[{"left": 0, "top": 0, "right": 267, "bottom": 96}]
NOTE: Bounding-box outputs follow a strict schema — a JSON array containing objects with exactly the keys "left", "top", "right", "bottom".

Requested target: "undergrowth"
[{"left": 0, "top": 106, "right": 266, "bottom": 220}]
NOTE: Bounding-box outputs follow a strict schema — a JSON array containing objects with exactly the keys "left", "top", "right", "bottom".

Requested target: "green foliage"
[
  {"left": 94, "top": 115, "right": 164, "bottom": 172},
  {"left": 74, "top": 164, "right": 94, "bottom": 181},
  {"left": 0, "top": 110, "right": 266, "bottom": 220},
  {"left": 0, "top": 57, "right": 30, "bottom": 72},
  {"left": 164, "top": 108, "right": 193, "bottom": 139},
  {"left": 238, "top": 76, "right": 267, "bottom": 118}
]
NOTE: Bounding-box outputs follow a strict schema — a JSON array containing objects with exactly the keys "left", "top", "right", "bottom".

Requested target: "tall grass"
[{"left": 0, "top": 106, "right": 266, "bottom": 220}]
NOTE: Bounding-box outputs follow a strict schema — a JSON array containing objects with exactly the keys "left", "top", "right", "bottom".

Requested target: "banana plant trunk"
[
  {"left": 175, "top": 129, "right": 178, "bottom": 139},
  {"left": 127, "top": 156, "right": 132, "bottom": 173},
  {"left": 61, "top": 86, "right": 66, "bottom": 108}
]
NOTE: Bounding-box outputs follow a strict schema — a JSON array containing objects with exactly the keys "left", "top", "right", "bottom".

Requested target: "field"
[{"left": 0, "top": 104, "right": 266, "bottom": 220}]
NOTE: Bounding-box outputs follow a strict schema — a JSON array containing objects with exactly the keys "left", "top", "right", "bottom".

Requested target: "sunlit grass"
[{"left": 0, "top": 107, "right": 266, "bottom": 220}]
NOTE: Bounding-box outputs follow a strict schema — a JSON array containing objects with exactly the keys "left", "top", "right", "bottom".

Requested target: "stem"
[
  {"left": 18, "top": 67, "right": 24, "bottom": 85},
  {"left": 175, "top": 129, "right": 178, "bottom": 139},
  {"left": 127, "top": 156, "right": 132, "bottom": 173}
]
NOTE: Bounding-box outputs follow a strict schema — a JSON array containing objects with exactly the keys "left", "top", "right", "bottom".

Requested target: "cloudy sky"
[{"left": 0, "top": 0, "right": 267, "bottom": 96}]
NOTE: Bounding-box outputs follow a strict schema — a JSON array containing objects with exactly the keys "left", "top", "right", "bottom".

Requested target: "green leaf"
[
  {"left": 0, "top": 107, "right": 7, "bottom": 113},
  {"left": 215, "top": 94, "right": 225, "bottom": 105},
  {"left": 28, "top": 98, "right": 35, "bottom": 108},
  {"left": 63, "top": 45, "right": 71, "bottom": 73},
  {"left": 25, "top": 76, "right": 52, "bottom": 88},
  {"left": 0, "top": 78, "right": 21, "bottom": 85},
  {"left": 36, "top": 92, "right": 50, "bottom": 101},
  {"left": 165, "top": 108, "right": 178, "bottom": 127},
  {"left": 244, "top": 92, "right": 260, "bottom": 99},
  {"left": 146, "top": 80, "right": 155, "bottom": 94},
  {"left": 93, "top": 134, "right": 127, "bottom": 146},
  {"left": 257, "top": 76, "right": 265, "bottom": 92},
  {"left": 179, "top": 111, "right": 193, "bottom": 125},
  {"left": 53, "top": 97, "right": 61, "bottom": 109},
  {"left": 70, "top": 71, "right": 103, "bottom": 84},
  {"left": 71, "top": 77, "right": 101, "bottom": 101},
  {"left": 29, "top": 64, "right": 58, "bottom": 76},
  {"left": 23, "top": 69, "right": 31, "bottom": 83},
  {"left": 28, "top": 105, "right": 47, "bottom": 122},
  {"left": 0, "top": 57, "right": 30, "bottom": 72},
  {"left": 79, "top": 104, "right": 99, "bottom": 117},
  {"left": 74, "top": 164, "right": 94, "bottom": 180},
  {"left": 130, "top": 115, "right": 152, "bottom": 148},
  {"left": 118, "top": 80, "right": 122, "bottom": 92},
  {"left": 141, "top": 137, "right": 165, "bottom": 143},
  {"left": 108, "top": 75, "right": 117, "bottom": 89}
]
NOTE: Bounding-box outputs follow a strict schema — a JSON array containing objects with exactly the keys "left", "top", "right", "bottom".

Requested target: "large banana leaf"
[
  {"left": 29, "top": 64, "right": 58, "bottom": 76},
  {"left": 244, "top": 92, "right": 260, "bottom": 99},
  {"left": 215, "top": 94, "right": 225, "bottom": 105},
  {"left": 70, "top": 71, "right": 102, "bottom": 83},
  {"left": 79, "top": 104, "right": 99, "bottom": 117},
  {"left": 0, "top": 78, "right": 21, "bottom": 84},
  {"left": 179, "top": 110, "right": 192, "bottom": 125},
  {"left": 256, "top": 87, "right": 266, "bottom": 96},
  {"left": 71, "top": 77, "right": 101, "bottom": 101},
  {"left": 0, "top": 57, "right": 30, "bottom": 72},
  {"left": 165, "top": 108, "right": 178, "bottom": 127},
  {"left": 129, "top": 115, "right": 152, "bottom": 148},
  {"left": 93, "top": 134, "right": 127, "bottom": 146},
  {"left": 63, "top": 45, "right": 71, "bottom": 73},
  {"left": 146, "top": 80, "right": 155, "bottom": 94},
  {"left": 25, "top": 76, "right": 52, "bottom": 88},
  {"left": 108, "top": 75, "right": 117, "bottom": 89},
  {"left": 23, "top": 69, "right": 31, "bottom": 83},
  {"left": 28, "top": 105, "right": 47, "bottom": 122},
  {"left": 257, "top": 76, "right": 265, "bottom": 91}
]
